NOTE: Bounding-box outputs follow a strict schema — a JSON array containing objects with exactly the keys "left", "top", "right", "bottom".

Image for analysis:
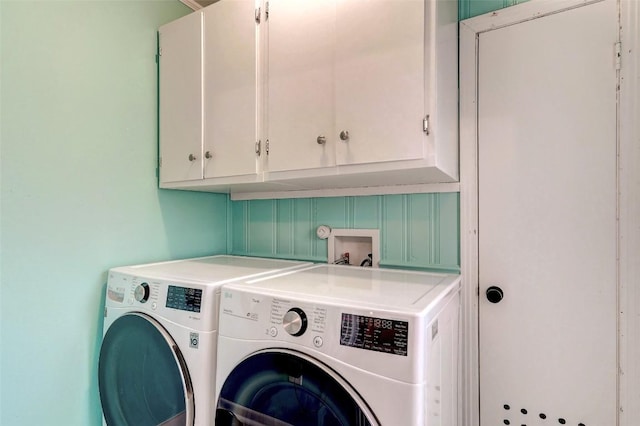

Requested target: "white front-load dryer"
[
  {"left": 98, "top": 255, "right": 311, "bottom": 426},
  {"left": 215, "top": 264, "right": 461, "bottom": 426}
]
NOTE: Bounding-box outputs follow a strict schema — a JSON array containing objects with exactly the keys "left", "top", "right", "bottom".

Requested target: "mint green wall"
[
  {"left": 230, "top": 194, "right": 460, "bottom": 272},
  {"left": 459, "top": 0, "right": 528, "bottom": 20},
  {"left": 0, "top": 1, "right": 227, "bottom": 425}
]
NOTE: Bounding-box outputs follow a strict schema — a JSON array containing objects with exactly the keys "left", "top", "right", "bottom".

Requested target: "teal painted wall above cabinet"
[
  {"left": 459, "top": 0, "right": 529, "bottom": 20},
  {"left": 230, "top": 193, "right": 460, "bottom": 272}
]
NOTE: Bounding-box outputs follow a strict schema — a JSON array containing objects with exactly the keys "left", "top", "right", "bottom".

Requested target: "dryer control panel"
[
  {"left": 340, "top": 313, "right": 409, "bottom": 356},
  {"left": 218, "top": 286, "right": 422, "bottom": 382}
]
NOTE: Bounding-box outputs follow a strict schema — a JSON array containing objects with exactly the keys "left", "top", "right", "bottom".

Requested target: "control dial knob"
[
  {"left": 283, "top": 308, "right": 308, "bottom": 337},
  {"left": 134, "top": 282, "right": 150, "bottom": 303}
]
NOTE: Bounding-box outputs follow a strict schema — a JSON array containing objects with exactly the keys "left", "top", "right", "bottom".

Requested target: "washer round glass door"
[
  {"left": 99, "top": 312, "right": 194, "bottom": 426},
  {"left": 216, "top": 350, "right": 378, "bottom": 426}
]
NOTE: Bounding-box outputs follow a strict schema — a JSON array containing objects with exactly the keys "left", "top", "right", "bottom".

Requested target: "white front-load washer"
[
  {"left": 215, "top": 264, "right": 461, "bottom": 426},
  {"left": 98, "top": 255, "right": 311, "bottom": 426}
]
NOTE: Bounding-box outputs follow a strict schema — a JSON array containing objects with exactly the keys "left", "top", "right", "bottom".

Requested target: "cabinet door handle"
[
  {"left": 205, "top": 151, "right": 213, "bottom": 159},
  {"left": 317, "top": 135, "right": 327, "bottom": 145},
  {"left": 188, "top": 154, "right": 197, "bottom": 162},
  {"left": 339, "top": 130, "right": 350, "bottom": 142}
]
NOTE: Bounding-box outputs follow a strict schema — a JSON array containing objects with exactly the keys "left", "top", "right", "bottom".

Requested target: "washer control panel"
[
  {"left": 105, "top": 271, "right": 220, "bottom": 332},
  {"left": 218, "top": 287, "right": 419, "bottom": 377},
  {"left": 270, "top": 298, "right": 328, "bottom": 340},
  {"left": 165, "top": 285, "right": 203, "bottom": 313},
  {"left": 220, "top": 290, "right": 329, "bottom": 350}
]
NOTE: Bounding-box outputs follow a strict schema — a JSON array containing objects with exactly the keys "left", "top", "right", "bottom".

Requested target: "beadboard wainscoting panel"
[
  {"left": 291, "top": 198, "right": 318, "bottom": 260},
  {"left": 275, "top": 198, "right": 295, "bottom": 256},
  {"left": 380, "top": 194, "right": 407, "bottom": 265},
  {"left": 247, "top": 199, "right": 276, "bottom": 256},
  {"left": 229, "top": 193, "right": 459, "bottom": 272},
  {"left": 230, "top": 200, "right": 249, "bottom": 255},
  {"left": 315, "top": 197, "right": 349, "bottom": 228},
  {"left": 438, "top": 191, "right": 461, "bottom": 268},
  {"left": 352, "top": 196, "right": 382, "bottom": 229}
]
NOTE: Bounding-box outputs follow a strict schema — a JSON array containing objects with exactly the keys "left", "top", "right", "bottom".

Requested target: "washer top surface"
[
  {"left": 230, "top": 264, "right": 461, "bottom": 313},
  {"left": 110, "top": 255, "right": 311, "bottom": 285}
]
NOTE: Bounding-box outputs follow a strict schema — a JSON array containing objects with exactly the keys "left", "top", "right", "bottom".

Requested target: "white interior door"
[{"left": 478, "top": 1, "right": 618, "bottom": 425}]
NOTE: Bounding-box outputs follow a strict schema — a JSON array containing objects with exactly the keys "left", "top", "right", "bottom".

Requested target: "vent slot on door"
[{"left": 501, "top": 403, "right": 588, "bottom": 426}]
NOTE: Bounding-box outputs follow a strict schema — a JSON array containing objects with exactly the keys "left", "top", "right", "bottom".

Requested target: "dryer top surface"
[{"left": 227, "top": 264, "right": 461, "bottom": 313}]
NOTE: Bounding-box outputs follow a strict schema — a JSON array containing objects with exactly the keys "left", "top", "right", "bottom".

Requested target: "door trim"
[
  {"left": 617, "top": 1, "right": 640, "bottom": 426},
  {"left": 459, "top": 0, "right": 637, "bottom": 425}
]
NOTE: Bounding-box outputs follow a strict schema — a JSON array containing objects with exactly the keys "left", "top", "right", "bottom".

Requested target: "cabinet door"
[
  {"left": 204, "top": 0, "right": 258, "bottom": 179},
  {"left": 335, "top": 0, "right": 425, "bottom": 166},
  {"left": 159, "top": 12, "right": 203, "bottom": 183},
  {"left": 266, "top": 0, "right": 335, "bottom": 173}
]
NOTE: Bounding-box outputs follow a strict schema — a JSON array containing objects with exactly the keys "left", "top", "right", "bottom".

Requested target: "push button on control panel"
[{"left": 313, "top": 336, "right": 323, "bottom": 348}]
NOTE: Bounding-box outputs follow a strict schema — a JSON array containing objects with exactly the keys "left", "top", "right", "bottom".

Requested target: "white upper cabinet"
[
  {"left": 334, "top": 0, "right": 425, "bottom": 166},
  {"left": 265, "top": 0, "right": 336, "bottom": 173},
  {"left": 203, "top": 0, "right": 259, "bottom": 180},
  {"left": 265, "top": 0, "right": 459, "bottom": 189},
  {"left": 159, "top": 1, "right": 261, "bottom": 190},
  {"left": 158, "top": 0, "right": 458, "bottom": 195},
  {"left": 158, "top": 11, "right": 203, "bottom": 184}
]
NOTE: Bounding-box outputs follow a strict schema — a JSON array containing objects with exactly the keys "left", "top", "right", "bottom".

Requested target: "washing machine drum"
[
  {"left": 99, "top": 313, "right": 194, "bottom": 426},
  {"left": 216, "top": 350, "right": 378, "bottom": 426}
]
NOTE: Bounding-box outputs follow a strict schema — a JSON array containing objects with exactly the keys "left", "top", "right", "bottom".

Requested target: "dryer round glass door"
[
  {"left": 215, "top": 349, "right": 378, "bottom": 426},
  {"left": 99, "top": 312, "right": 194, "bottom": 426}
]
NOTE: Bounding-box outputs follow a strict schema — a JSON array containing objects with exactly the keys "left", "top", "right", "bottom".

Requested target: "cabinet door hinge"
[
  {"left": 423, "top": 115, "right": 430, "bottom": 135},
  {"left": 615, "top": 41, "right": 621, "bottom": 70},
  {"left": 255, "top": 7, "right": 261, "bottom": 24},
  {"left": 255, "top": 140, "right": 261, "bottom": 156},
  {"left": 266, "top": 139, "right": 270, "bottom": 155},
  {"left": 265, "top": 2, "right": 269, "bottom": 20}
]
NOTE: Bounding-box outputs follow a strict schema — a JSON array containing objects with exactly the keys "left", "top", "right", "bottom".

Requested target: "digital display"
[
  {"left": 166, "top": 285, "right": 202, "bottom": 313},
  {"left": 340, "top": 313, "right": 408, "bottom": 356}
]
